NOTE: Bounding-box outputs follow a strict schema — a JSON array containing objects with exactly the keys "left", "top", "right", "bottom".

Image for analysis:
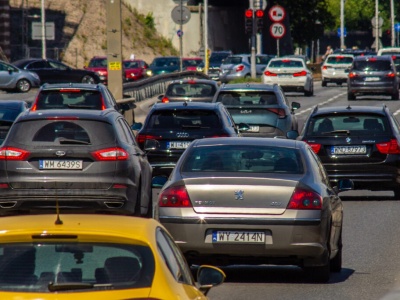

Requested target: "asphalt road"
[{"left": 3, "top": 85, "right": 400, "bottom": 299}]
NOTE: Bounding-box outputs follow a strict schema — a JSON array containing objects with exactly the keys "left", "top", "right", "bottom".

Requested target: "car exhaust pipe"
[
  {"left": 0, "top": 201, "right": 17, "bottom": 209},
  {"left": 104, "top": 201, "right": 124, "bottom": 209}
]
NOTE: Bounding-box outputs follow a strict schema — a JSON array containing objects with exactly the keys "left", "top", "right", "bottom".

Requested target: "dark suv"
[
  {"left": 212, "top": 83, "right": 300, "bottom": 138},
  {"left": 132, "top": 101, "right": 244, "bottom": 177},
  {"left": 347, "top": 55, "right": 399, "bottom": 100},
  {"left": 298, "top": 104, "right": 400, "bottom": 198},
  {"left": 31, "top": 83, "right": 134, "bottom": 114}
]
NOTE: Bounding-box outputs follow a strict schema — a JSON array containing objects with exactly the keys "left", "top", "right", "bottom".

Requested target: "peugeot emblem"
[
  {"left": 176, "top": 132, "right": 189, "bottom": 138},
  {"left": 234, "top": 190, "right": 244, "bottom": 200},
  {"left": 346, "top": 137, "right": 351, "bottom": 143},
  {"left": 55, "top": 151, "right": 66, "bottom": 157}
]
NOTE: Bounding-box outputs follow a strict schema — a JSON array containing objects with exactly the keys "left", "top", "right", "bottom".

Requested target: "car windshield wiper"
[
  {"left": 57, "top": 138, "right": 91, "bottom": 145},
  {"left": 48, "top": 282, "right": 95, "bottom": 291},
  {"left": 319, "top": 130, "right": 350, "bottom": 135},
  {"left": 66, "top": 104, "right": 95, "bottom": 109}
]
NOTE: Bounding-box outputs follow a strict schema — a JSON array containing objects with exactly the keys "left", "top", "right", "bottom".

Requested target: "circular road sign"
[
  {"left": 270, "top": 22, "right": 286, "bottom": 38},
  {"left": 177, "top": 29, "right": 183, "bottom": 37},
  {"left": 171, "top": 5, "right": 191, "bottom": 25},
  {"left": 269, "top": 5, "right": 286, "bottom": 22}
]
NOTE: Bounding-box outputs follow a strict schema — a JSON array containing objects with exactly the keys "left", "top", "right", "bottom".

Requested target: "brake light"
[
  {"left": 161, "top": 97, "right": 169, "bottom": 103},
  {"left": 187, "top": 80, "right": 196, "bottom": 84},
  {"left": 236, "top": 65, "right": 245, "bottom": 72},
  {"left": 59, "top": 89, "right": 81, "bottom": 93},
  {"left": 368, "top": 57, "right": 377, "bottom": 62},
  {"left": 100, "top": 94, "right": 106, "bottom": 110},
  {"left": 305, "top": 142, "right": 322, "bottom": 154},
  {"left": 293, "top": 70, "right": 307, "bottom": 77},
  {"left": 0, "top": 183, "right": 9, "bottom": 188},
  {"left": 376, "top": 139, "right": 400, "bottom": 154},
  {"left": 91, "top": 147, "right": 128, "bottom": 161},
  {"left": 207, "top": 134, "right": 230, "bottom": 138},
  {"left": 264, "top": 71, "right": 277, "bottom": 76},
  {"left": 266, "top": 108, "right": 286, "bottom": 118},
  {"left": 322, "top": 66, "right": 328, "bottom": 70},
  {"left": 287, "top": 187, "right": 322, "bottom": 210},
  {"left": 136, "top": 134, "right": 161, "bottom": 147},
  {"left": 386, "top": 72, "right": 396, "bottom": 78},
  {"left": 282, "top": 59, "right": 290, "bottom": 62},
  {"left": 159, "top": 186, "right": 192, "bottom": 207},
  {"left": 0, "top": 147, "right": 30, "bottom": 160},
  {"left": 348, "top": 72, "right": 358, "bottom": 78}
]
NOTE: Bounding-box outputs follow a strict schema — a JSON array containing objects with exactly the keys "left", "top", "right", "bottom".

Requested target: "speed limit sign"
[{"left": 270, "top": 22, "right": 286, "bottom": 38}]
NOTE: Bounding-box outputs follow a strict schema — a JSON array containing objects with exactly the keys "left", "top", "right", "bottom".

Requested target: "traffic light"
[
  {"left": 245, "top": 9, "right": 253, "bottom": 35},
  {"left": 255, "top": 9, "right": 264, "bottom": 34}
]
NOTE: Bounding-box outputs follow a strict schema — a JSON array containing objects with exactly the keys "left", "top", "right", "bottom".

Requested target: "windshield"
[
  {"left": 353, "top": 60, "right": 392, "bottom": 71},
  {"left": 0, "top": 243, "right": 155, "bottom": 292}
]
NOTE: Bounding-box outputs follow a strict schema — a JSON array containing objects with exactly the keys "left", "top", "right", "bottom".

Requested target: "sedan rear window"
[
  {"left": 166, "top": 83, "right": 216, "bottom": 98},
  {"left": 268, "top": 60, "right": 303, "bottom": 68},
  {"left": 0, "top": 243, "right": 154, "bottom": 292},
  {"left": 181, "top": 145, "right": 303, "bottom": 173},
  {"left": 147, "top": 110, "right": 220, "bottom": 129},
  {"left": 306, "top": 114, "right": 389, "bottom": 136}
]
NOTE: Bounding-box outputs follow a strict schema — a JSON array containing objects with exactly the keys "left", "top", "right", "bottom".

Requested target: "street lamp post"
[
  {"left": 340, "top": 0, "right": 345, "bottom": 49},
  {"left": 41, "top": 0, "right": 46, "bottom": 59}
]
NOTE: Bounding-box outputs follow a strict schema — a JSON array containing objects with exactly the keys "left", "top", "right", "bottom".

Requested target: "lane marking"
[{"left": 296, "top": 92, "right": 346, "bottom": 116}]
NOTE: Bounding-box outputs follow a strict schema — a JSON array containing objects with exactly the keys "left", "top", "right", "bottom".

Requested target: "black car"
[
  {"left": 347, "top": 55, "right": 399, "bottom": 100},
  {"left": 132, "top": 101, "right": 246, "bottom": 177},
  {"left": 213, "top": 83, "right": 300, "bottom": 138},
  {"left": 30, "top": 83, "right": 134, "bottom": 114},
  {"left": 298, "top": 104, "right": 400, "bottom": 198},
  {"left": 206, "top": 50, "right": 233, "bottom": 81},
  {"left": 158, "top": 79, "right": 218, "bottom": 103},
  {"left": 0, "top": 109, "right": 153, "bottom": 216},
  {"left": 12, "top": 58, "right": 101, "bottom": 84},
  {"left": 0, "top": 100, "right": 29, "bottom": 143}
]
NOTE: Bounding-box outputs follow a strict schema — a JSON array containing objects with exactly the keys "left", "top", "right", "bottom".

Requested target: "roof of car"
[
  {"left": 39, "top": 83, "right": 107, "bottom": 91},
  {"left": 169, "top": 78, "right": 218, "bottom": 85},
  {"left": 151, "top": 101, "right": 223, "bottom": 111},
  {"left": 310, "top": 105, "right": 389, "bottom": 116},
  {"left": 17, "top": 108, "right": 119, "bottom": 122},
  {"left": 218, "top": 83, "right": 278, "bottom": 91}
]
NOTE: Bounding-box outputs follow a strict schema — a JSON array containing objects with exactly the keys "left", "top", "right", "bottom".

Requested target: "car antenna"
[
  {"left": 54, "top": 182, "right": 63, "bottom": 225},
  {"left": 183, "top": 101, "right": 188, "bottom": 106}
]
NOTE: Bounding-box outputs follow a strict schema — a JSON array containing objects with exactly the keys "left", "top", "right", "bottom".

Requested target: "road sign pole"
[
  {"left": 277, "top": 39, "right": 280, "bottom": 57},
  {"left": 179, "top": 0, "right": 183, "bottom": 72}
]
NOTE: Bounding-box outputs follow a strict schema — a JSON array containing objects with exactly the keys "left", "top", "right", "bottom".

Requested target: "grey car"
[
  {"left": 155, "top": 137, "right": 353, "bottom": 283},
  {"left": 213, "top": 83, "right": 300, "bottom": 138},
  {"left": 157, "top": 79, "right": 218, "bottom": 103},
  {"left": 0, "top": 60, "right": 40, "bottom": 92},
  {"left": 0, "top": 109, "right": 153, "bottom": 217},
  {"left": 219, "top": 54, "right": 274, "bottom": 83}
]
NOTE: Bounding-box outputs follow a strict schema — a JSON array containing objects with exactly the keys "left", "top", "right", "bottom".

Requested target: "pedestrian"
[{"left": 322, "top": 45, "right": 333, "bottom": 61}]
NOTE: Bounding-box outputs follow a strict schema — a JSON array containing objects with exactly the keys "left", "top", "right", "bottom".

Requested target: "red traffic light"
[
  {"left": 245, "top": 9, "right": 253, "bottom": 18},
  {"left": 255, "top": 9, "right": 264, "bottom": 18}
]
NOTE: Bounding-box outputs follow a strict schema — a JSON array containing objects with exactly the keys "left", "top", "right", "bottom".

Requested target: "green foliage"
[{"left": 145, "top": 13, "right": 155, "bottom": 30}]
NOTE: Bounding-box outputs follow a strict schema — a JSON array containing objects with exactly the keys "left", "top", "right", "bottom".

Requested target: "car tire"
[
  {"left": 304, "top": 83, "right": 314, "bottom": 97},
  {"left": 391, "top": 89, "right": 399, "bottom": 100},
  {"left": 330, "top": 233, "right": 342, "bottom": 272},
  {"left": 143, "top": 183, "right": 153, "bottom": 218},
  {"left": 81, "top": 75, "right": 96, "bottom": 84},
  {"left": 393, "top": 187, "right": 400, "bottom": 200},
  {"left": 305, "top": 262, "right": 331, "bottom": 283},
  {"left": 321, "top": 80, "right": 327, "bottom": 87},
  {"left": 15, "top": 79, "right": 31, "bottom": 93},
  {"left": 347, "top": 92, "right": 355, "bottom": 100}
]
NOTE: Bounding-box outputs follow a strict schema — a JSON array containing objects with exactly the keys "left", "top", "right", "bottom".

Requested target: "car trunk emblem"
[
  {"left": 55, "top": 151, "right": 66, "bottom": 157},
  {"left": 234, "top": 190, "right": 244, "bottom": 200}
]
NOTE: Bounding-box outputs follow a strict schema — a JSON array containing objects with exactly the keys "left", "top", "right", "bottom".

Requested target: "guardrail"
[{"left": 120, "top": 71, "right": 210, "bottom": 124}]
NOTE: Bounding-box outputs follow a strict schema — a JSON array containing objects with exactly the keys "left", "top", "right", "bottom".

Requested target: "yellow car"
[{"left": 0, "top": 214, "right": 225, "bottom": 300}]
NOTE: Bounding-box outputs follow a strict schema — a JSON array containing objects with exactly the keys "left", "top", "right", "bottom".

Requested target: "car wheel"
[
  {"left": 81, "top": 75, "right": 96, "bottom": 84},
  {"left": 305, "top": 262, "right": 331, "bottom": 283},
  {"left": 304, "top": 82, "right": 313, "bottom": 96},
  {"left": 330, "top": 233, "right": 342, "bottom": 272},
  {"left": 347, "top": 92, "right": 355, "bottom": 100},
  {"left": 321, "top": 80, "right": 327, "bottom": 87},
  {"left": 16, "top": 79, "right": 31, "bottom": 93},
  {"left": 393, "top": 187, "right": 400, "bottom": 200},
  {"left": 391, "top": 89, "right": 399, "bottom": 100}
]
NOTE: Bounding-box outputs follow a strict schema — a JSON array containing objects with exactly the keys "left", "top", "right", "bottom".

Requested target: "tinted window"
[
  {"left": 0, "top": 243, "right": 155, "bottom": 292},
  {"left": 216, "top": 91, "right": 278, "bottom": 105},
  {"left": 28, "top": 61, "right": 48, "bottom": 69},
  {"left": 36, "top": 90, "right": 103, "bottom": 109},
  {"left": 183, "top": 59, "right": 202, "bottom": 67},
  {"left": 166, "top": 83, "right": 216, "bottom": 97},
  {"left": 306, "top": 114, "right": 389, "bottom": 136},
  {"left": 353, "top": 60, "right": 392, "bottom": 71},
  {"left": 209, "top": 53, "right": 230, "bottom": 64},
  {"left": 326, "top": 56, "right": 353, "bottom": 64},
  {"left": 9, "top": 120, "right": 115, "bottom": 145},
  {"left": 152, "top": 58, "right": 179, "bottom": 67},
  {"left": 257, "top": 56, "right": 272, "bottom": 64},
  {"left": 181, "top": 145, "right": 303, "bottom": 173},
  {"left": 224, "top": 57, "right": 243, "bottom": 64},
  {"left": 123, "top": 61, "right": 140, "bottom": 68},
  {"left": 268, "top": 60, "right": 303, "bottom": 68},
  {"left": 147, "top": 110, "right": 221, "bottom": 129},
  {"left": 88, "top": 58, "right": 107, "bottom": 67}
]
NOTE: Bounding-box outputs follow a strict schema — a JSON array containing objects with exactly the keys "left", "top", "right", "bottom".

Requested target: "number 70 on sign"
[{"left": 270, "top": 22, "right": 286, "bottom": 38}]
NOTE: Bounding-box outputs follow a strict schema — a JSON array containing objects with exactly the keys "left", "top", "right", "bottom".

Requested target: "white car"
[
  {"left": 262, "top": 57, "right": 314, "bottom": 96},
  {"left": 321, "top": 54, "right": 354, "bottom": 87},
  {"left": 377, "top": 47, "right": 400, "bottom": 56}
]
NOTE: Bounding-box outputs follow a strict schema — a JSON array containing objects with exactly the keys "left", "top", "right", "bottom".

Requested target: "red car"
[
  {"left": 183, "top": 57, "right": 203, "bottom": 71},
  {"left": 84, "top": 56, "right": 108, "bottom": 84},
  {"left": 123, "top": 59, "right": 150, "bottom": 82}
]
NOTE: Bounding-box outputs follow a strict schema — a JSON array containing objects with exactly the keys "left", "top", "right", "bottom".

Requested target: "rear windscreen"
[
  {"left": 147, "top": 110, "right": 220, "bottom": 129},
  {"left": 36, "top": 90, "right": 103, "bottom": 110},
  {"left": 353, "top": 60, "right": 391, "bottom": 71},
  {"left": 268, "top": 60, "right": 303, "bottom": 68},
  {"left": 223, "top": 57, "right": 243, "bottom": 64},
  {"left": 326, "top": 56, "right": 353, "bottom": 64},
  {"left": 216, "top": 91, "right": 278, "bottom": 106},
  {"left": 165, "top": 83, "right": 216, "bottom": 98},
  {"left": 8, "top": 119, "right": 115, "bottom": 146}
]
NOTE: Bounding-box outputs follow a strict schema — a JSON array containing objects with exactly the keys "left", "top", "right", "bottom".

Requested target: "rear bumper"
[{"left": 348, "top": 82, "right": 397, "bottom": 95}]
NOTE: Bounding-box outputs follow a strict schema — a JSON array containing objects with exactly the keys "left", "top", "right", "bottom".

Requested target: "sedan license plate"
[
  {"left": 167, "top": 141, "right": 191, "bottom": 149},
  {"left": 212, "top": 231, "right": 265, "bottom": 243},
  {"left": 365, "top": 77, "right": 380, "bottom": 81},
  {"left": 331, "top": 145, "right": 367, "bottom": 155},
  {"left": 39, "top": 160, "right": 83, "bottom": 170},
  {"left": 247, "top": 126, "right": 260, "bottom": 132},
  {"left": 278, "top": 74, "right": 292, "bottom": 78}
]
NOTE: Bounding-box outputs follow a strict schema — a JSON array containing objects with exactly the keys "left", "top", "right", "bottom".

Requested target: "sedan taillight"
[
  {"left": 236, "top": 65, "right": 245, "bottom": 72},
  {"left": 287, "top": 187, "right": 322, "bottom": 210},
  {"left": 305, "top": 142, "right": 322, "bottom": 154},
  {"left": 91, "top": 147, "right": 128, "bottom": 161},
  {"left": 293, "top": 70, "right": 307, "bottom": 77},
  {"left": 376, "top": 139, "right": 400, "bottom": 154},
  {"left": 159, "top": 185, "right": 192, "bottom": 207},
  {"left": 348, "top": 72, "right": 358, "bottom": 78},
  {"left": 264, "top": 71, "right": 277, "bottom": 76},
  {"left": 386, "top": 72, "right": 396, "bottom": 78},
  {"left": 0, "top": 147, "right": 30, "bottom": 160},
  {"left": 136, "top": 134, "right": 161, "bottom": 147}
]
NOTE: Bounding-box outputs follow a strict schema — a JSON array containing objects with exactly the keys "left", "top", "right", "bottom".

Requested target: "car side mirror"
[
  {"left": 151, "top": 175, "right": 168, "bottom": 188},
  {"left": 291, "top": 101, "right": 301, "bottom": 110},
  {"left": 144, "top": 139, "right": 160, "bottom": 152},
  {"left": 336, "top": 178, "right": 354, "bottom": 192},
  {"left": 119, "top": 102, "right": 136, "bottom": 112},
  {"left": 344, "top": 68, "right": 350, "bottom": 73},
  {"left": 197, "top": 265, "right": 226, "bottom": 296},
  {"left": 131, "top": 122, "right": 143, "bottom": 131},
  {"left": 237, "top": 122, "right": 250, "bottom": 131},
  {"left": 286, "top": 130, "right": 299, "bottom": 140},
  {"left": 8, "top": 69, "right": 12, "bottom": 74}
]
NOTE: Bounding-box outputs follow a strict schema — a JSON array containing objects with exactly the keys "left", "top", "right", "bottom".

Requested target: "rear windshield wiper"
[
  {"left": 57, "top": 138, "right": 91, "bottom": 145},
  {"left": 66, "top": 104, "right": 96, "bottom": 109},
  {"left": 48, "top": 282, "right": 95, "bottom": 291},
  {"left": 319, "top": 130, "right": 350, "bottom": 135}
]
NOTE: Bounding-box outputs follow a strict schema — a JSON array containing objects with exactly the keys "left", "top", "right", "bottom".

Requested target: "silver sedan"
[
  {"left": 0, "top": 60, "right": 40, "bottom": 92},
  {"left": 155, "top": 137, "right": 353, "bottom": 283}
]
